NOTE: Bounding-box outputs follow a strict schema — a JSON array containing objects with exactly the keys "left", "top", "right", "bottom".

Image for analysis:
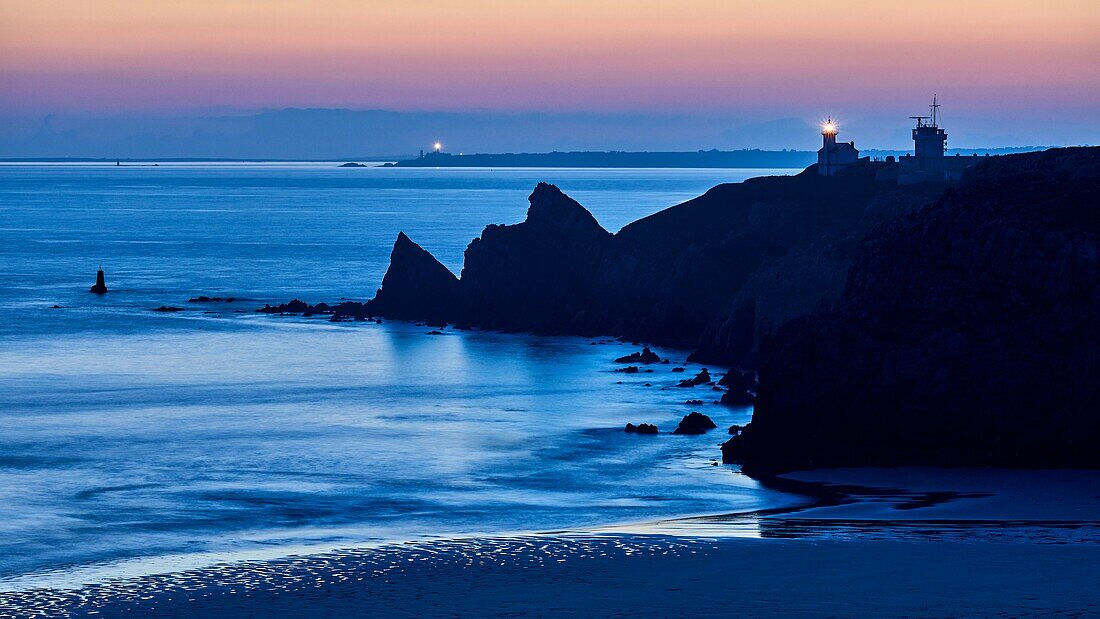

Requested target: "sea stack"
[{"left": 89, "top": 268, "right": 107, "bottom": 294}]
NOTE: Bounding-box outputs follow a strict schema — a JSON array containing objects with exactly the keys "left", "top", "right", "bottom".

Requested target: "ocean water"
[{"left": 0, "top": 163, "right": 804, "bottom": 587}]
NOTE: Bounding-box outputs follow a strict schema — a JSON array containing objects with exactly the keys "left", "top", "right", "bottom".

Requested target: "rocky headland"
[
  {"left": 263, "top": 147, "right": 1099, "bottom": 472},
  {"left": 725, "top": 147, "right": 1100, "bottom": 472},
  {"left": 265, "top": 161, "right": 940, "bottom": 364}
]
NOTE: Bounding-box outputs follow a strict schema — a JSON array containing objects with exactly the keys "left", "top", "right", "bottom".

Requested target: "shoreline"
[
  {"left": 4, "top": 467, "right": 1098, "bottom": 612},
  {"left": 5, "top": 533, "right": 1098, "bottom": 617}
]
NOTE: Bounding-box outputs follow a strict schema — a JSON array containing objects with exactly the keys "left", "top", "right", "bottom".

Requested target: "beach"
[
  {"left": 11, "top": 537, "right": 1098, "bottom": 618},
  {"left": 5, "top": 468, "right": 1099, "bottom": 617}
]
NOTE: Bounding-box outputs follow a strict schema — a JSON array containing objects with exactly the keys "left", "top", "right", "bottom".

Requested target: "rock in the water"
[
  {"left": 671, "top": 367, "right": 685, "bottom": 373},
  {"left": 152, "top": 306, "right": 183, "bottom": 312},
  {"left": 728, "top": 424, "right": 744, "bottom": 435},
  {"left": 718, "top": 369, "right": 756, "bottom": 391},
  {"left": 720, "top": 436, "right": 738, "bottom": 463},
  {"left": 685, "top": 399, "right": 704, "bottom": 405},
  {"left": 614, "top": 346, "right": 662, "bottom": 364},
  {"left": 672, "top": 412, "right": 717, "bottom": 435},
  {"left": 624, "top": 423, "right": 658, "bottom": 434},
  {"left": 89, "top": 268, "right": 107, "bottom": 294},
  {"left": 720, "top": 389, "right": 755, "bottom": 406},
  {"left": 364, "top": 232, "right": 461, "bottom": 323},
  {"left": 189, "top": 296, "right": 236, "bottom": 303},
  {"left": 676, "top": 368, "right": 711, "bottom": 387},
  {"left": 459, "top": 182, "right": 613, "bottom": 333},
  {"left": 257, "top": 299, "right": 312, "bottom": 314},
  {"left": 615, "top": 365, "right": 640, "bottom": 374}
]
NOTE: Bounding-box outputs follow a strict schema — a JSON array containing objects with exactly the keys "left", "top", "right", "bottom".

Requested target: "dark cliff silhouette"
[
  {"left": 367, "top": 232, "right": 461, "bottom": 323},
  {"left": 264, "top": 163, "right": 941, "bottom": 359},
  {"left": 725, "top": 147, "right": 1100, "bottom": 471},
  {"left": 263, "top": 147, "right": 1098, "bottom": 470}
]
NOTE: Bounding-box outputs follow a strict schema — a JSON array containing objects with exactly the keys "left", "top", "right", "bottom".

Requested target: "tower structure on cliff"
[
  {"left": 899, "top": 95, "right": 974, "bottom": 184},
  {"left": 817, "top": 118, "right": 859, "bottom": 176},
  {"left": 911, "top": 95, "right": 947, "bottom": 164}
]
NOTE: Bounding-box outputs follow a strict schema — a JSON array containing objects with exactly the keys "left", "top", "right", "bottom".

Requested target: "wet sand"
[
  {"left": 5, "top": 468, "right": 1100, "bottom": 618},
  {"left": 6, "top": 535, "right": 1098, "bottom": 618}
]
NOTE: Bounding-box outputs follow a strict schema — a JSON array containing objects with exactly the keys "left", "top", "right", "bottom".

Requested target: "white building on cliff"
[{"left": 817, "top": 118, "right": 859, "bottom": 176}]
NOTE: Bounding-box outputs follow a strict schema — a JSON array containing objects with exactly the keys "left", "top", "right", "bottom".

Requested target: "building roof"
[{"left": 819, "top": 142, "right": 858, "bottom": 153}]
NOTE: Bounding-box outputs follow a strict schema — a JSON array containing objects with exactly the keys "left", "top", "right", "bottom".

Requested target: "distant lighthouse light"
[{"left": 433, "top": 142, "right": 443, "bottom": 151}]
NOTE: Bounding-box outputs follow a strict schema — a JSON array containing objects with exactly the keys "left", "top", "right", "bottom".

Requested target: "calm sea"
[{"left": 0, "top": 163, "right": 802, "bottom": 587}]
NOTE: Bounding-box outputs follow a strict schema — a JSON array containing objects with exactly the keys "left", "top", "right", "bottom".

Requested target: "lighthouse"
[{"left": 816, "top": 118, "right": 859, "bottom": 176}]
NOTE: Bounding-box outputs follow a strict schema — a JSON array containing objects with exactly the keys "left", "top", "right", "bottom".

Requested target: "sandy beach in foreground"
[
  {"left": 5, "top": 468, "right": 1099, "bottom": 618},
  {"left": 7, "top": 536, "right": 1098, "bottom": 618}
]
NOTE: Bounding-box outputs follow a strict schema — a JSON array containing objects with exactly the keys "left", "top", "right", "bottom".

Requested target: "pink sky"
[{"left": 1, "top": 0, "right": 1097, "bottom": 148}]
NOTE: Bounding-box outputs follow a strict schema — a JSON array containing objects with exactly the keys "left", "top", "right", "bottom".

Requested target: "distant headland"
[{"left": 382, "top": 146, "right": 1049, "bottom": 169}]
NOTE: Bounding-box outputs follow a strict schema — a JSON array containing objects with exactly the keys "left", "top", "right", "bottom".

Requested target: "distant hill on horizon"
[
  {"left": 1, "top": 107, "right": 1077, "bottom": 161},
  {"left": 0, "top": 146, "right": 1058, "bottom": 167},
  {"left": 385, "top": 146, "right": 1054, "bottom": 169}
]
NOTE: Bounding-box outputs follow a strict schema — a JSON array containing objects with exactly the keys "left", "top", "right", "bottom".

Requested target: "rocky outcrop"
[
  {"left": 676, "top": 368, "right": 711, "bottom": 387},
  {"left": 625, "top": 423, "right": 658, "bottom": 434},
  {"left": 458, "top": 183, "right": 613, "bottom": 333},
  {"left": 365, "top": 232, "right": 461, "bottom": 323},
  {"left": 672, "top": 412, "right": 717, "bottom": 435},
  {"left": 89, "top": 269, "right": 107, "bottom": 294},
  {"left": 614, "top": 347, "right": 662, "bottom": 364},
  {"left": 725, "top": 148, "right": 1100, "bottom": 472},
  {"left": 267, "top": 163, "right": 936, "bottom": 361}
]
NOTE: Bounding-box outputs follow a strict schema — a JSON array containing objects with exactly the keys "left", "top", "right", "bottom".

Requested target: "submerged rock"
[
  {"left": 615, "top": 366, "right": 640, "bottom": 374},
  {"left": 672, "top": 412, "right": 717, "bottom": 435},
  {"left": 189, "top": 296, "right": 237, "bottom": 303},
  {"left": 624, "top": 423, "right": 658, "bottom": 434},
  {"left": 152, "top": 306, "right": 183, "bottom": 312}
]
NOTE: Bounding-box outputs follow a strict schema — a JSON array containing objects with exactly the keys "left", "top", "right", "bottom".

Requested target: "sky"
[{"left": 1, "top": 0, "right": 1098, "bottom": 156}]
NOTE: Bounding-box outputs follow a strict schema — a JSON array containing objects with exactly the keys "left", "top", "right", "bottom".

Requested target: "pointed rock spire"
[
  {"left": 366, "top": 232, "right": 460, "bottom": 322},
  {"left": 90, "top": 267, "right": 107, "bottom": 294}
]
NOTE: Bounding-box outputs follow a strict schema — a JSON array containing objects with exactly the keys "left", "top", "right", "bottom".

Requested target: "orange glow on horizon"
[{"left": 0, "top": 0, "right": 1097, "bottom": 114}]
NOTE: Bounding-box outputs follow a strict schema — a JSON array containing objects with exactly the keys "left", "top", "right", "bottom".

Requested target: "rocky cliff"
[
  {"left": 364, "top": 232, "right": 461, "bottom": 323},
  {"left": 442, "top": 163, "right": 929, "bottom": 354},
  {"left": 457, "top": 182, "right": 614, "bottom": 333},
  {"left": 724, "top": 147, "right": 1100, "bottom": 472},
  {"left": 267, "top": 162, "right": 937, "bottom": 362}
]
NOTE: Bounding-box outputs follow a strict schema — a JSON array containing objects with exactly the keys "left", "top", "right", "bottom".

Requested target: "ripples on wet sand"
[{"left": 5, "top": 531, "right": 1099, "bottom": 618}]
